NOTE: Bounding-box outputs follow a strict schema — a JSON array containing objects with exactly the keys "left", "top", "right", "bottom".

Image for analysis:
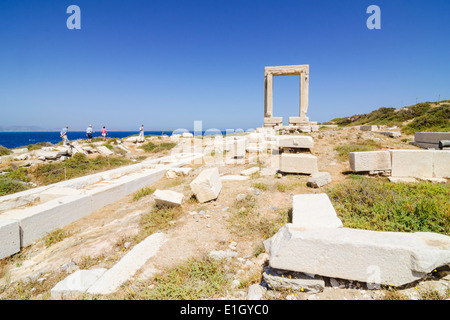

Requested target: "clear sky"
[{"left": 0, "top": 0, "right": 449, "bottom": 132}]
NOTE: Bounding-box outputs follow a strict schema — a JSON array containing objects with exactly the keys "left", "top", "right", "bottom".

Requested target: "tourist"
[
  {"left": 86, "top": 124, "right": 94, "bottom": 143},
  {"left": 138, "top": 124, "right": 145, "bottom": 142},
  {"left": 101, "top": 126, "right": 108, "bottom": 141},
  {"left": 60, "top": 126, "right": 69, "bottom": 146}
]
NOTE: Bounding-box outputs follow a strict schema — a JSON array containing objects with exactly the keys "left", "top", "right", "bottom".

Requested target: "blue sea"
[
  {"left": 0, "top": 130, "right": 228, "bottom": 149},
  {"left": 0, "top": 131, "right": 171, "bottom": 149}
]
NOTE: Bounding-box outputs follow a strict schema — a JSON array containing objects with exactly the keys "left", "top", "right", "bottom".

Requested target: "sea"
[
  {"left": 0, "top": 131, "right": 171, "bottom": 149},
  {"left": 0, "top": 130, "right": 229, "bottom": 149}
]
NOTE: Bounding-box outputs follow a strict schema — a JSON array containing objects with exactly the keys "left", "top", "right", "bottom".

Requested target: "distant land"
[{"left": 0, "top": 126, "right": 60, "bottom": 132}]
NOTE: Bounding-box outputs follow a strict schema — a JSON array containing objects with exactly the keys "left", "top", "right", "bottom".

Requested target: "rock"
[
  {"left": 360, "top": 125, "right": 378, "bottom": 131},
  {"left": 96, "top": 146, "right": 114, "bottom": 156},
  {"left": 13, "top": 153, "right": 30, "bottom": 161},
  {"left": 247, "top": 284, "right": 266, "bottom": 300},
  {"left": 307, "top": 172, "right": 331, "bottom": 188},
  {"left": 291, "top": 193, "right": 343, "bottom": 229},
  {"left": 263, "top": 266, "right": 325, "bottom": 294},
  {"left": 240, "top": 167, "right": 260, "bottom": 176},
  {"left": 220, "top": 175, "right": 249, "bottom": 181},
  {"left": 190, "top": 167, "right": 222, "bottom": 203},
  {"left": 153, "top": 189, "right": 184, "bottom": 207},
  {"left": 208, "top": 249, "right": 237, "bottom": 260},
  {"left": 51, "top": 268, "right": 107, "bottom": 300},
  {"left": 236, "top": 193, "right": 247, "bottom": 201},
  {"left": 267, "top": 224, "right": 450, "bottom": 287}
]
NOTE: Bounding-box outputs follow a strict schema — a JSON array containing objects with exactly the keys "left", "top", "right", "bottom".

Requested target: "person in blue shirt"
[{"left": 60, "top": 126, "right": 69, "bottom": 146}]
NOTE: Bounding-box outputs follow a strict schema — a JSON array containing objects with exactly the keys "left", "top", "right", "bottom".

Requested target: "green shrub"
[
  {"left": 0, "top": 176, "right": 30, "bottom": 196},
  {"left": 0, "top": 145, "right": 11, "bottom": 156},
  {"left": 326, "top": 175, "right": 450, "bottom": 234},
  {"left": 334, "top": 139, "right": 382, "bottom": 160},
  {"left": 139, "top": 142, "right": 177, "bottom": 153},
  {"left": 30, "top": 154, "right": 131, "bottom": 185},
  {"left": 127, "top": 256, "right": 230, "bottom": 300}
]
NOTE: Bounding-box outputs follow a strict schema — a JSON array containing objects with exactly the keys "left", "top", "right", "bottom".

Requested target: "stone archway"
[{"left": 263, "top": 65, "right": 315, "bottom": 128}]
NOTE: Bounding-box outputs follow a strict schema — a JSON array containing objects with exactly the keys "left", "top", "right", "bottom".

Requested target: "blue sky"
[{"left": 0, "top": 0, "right": 449, "bottom": 131}]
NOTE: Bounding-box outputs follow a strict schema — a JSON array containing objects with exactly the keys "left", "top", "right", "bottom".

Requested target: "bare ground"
[{"left": 1, "top": 127, "right": 449, "bottom": 300}]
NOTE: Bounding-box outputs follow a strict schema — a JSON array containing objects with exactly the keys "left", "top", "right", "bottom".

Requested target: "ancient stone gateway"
[{"left": 264, "top": 65, "right": 315, "bottom": 128}]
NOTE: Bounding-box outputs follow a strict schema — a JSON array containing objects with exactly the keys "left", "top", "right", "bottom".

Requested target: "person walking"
[
  {"left": 138, "top": 124, "right": 145, "bottom": 142},
  {"left": 101, "top": 126, "right": 108, "bottom": 141},
  {"left": 60, "top": 126, "right": 69, "bottom": 146},
  {"left": 86, "top": 125, "right": 94, "bottom": 143}
]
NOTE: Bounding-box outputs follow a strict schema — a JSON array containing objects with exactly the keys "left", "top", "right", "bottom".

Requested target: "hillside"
[{"left": 326, "top": 101, "right": 450, "bottom": 134}]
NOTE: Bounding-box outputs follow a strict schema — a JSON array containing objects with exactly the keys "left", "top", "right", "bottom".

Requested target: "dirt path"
[{"left": 3, "top": 127, "right": 447, "bottom": 300}]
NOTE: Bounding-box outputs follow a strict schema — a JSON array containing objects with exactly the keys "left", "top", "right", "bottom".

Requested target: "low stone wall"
[{"left": 0, "top": 153, "right": 203, "bottom": 259}]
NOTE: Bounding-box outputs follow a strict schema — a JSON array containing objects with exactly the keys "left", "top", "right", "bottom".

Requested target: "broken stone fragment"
[{"left": 190, "top": 167, "right": 222, "bottom": 203}]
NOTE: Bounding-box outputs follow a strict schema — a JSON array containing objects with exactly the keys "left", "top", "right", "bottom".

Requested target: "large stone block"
[
  {"left": 279, "top": 153, "right": 318, "bottom": 174},
  {"left": 267, "top": 224, "right": 450, "bottom": 287},
  {"left": 349, "top": 151, "right": 391, "bottom": 172},
  {"left": 414, "top": 132, "right": 450, "bottom": 146},
  {"left": 292, "top": 194, "right": 343, "bottom": 229},
  {"left": 0, "top": 219, "right": 21, "bottom": 259},
  {"left": 360, "top": 125, "right": 378, "bottom": 131},
  {"left": 153, "top": 189, "right": 184, "bottom": 207},
  {"left": 390, "top": 150, "right": 434, "bottom": 178},
  {"left": 190, "top": 167, "right": 222, "bottom": 203},
  {"left": 227, "top": 138, "right": 247, "bottom": 158},
  {"left": 87, "top": 232, "right": 166, "bottom": 295},
  {"left": 51, "top": 268, "right": 107, "bottom": 300},
  {"left": 277, "top": 135, "right": 314, "bottom": 149},
  {"left": 434, "top": 150, "right": 450, "bottom": 178}
]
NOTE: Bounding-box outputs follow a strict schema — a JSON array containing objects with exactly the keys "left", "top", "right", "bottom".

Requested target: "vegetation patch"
[
  {"left": 125, "top": 256, "right": 231, "bottom": 300},
  {"left": 139, "top": 142, "right": 176, "bottom": 153},
  {"left": 0, "top": 145, "right": 11, "bottom": 156},
  {"left": 0, "top": 167, "right": 31, "bottom": 196},
  {"left": 134, "top": 205, "right": 184, "bottom": 243},
  {"left": 326, "top": 175, "right": 450, "bottom": 234},
  {"left": 131, "top": 186, "right": 156, "bottom": 202},
  {"left": 328, "top": 102, "right": 450, "bottom": 134},
  {"left": 29, "top": 153, "right": 131, "bottom": 185},
  {"left": 334, "top": 139, "right": 382, "bottom": 161}
]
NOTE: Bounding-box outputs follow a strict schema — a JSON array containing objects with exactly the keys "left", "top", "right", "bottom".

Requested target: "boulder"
[
  {"left": 96, "top": 146, "right": 114, "bottom": 156},
  {"left": 190, "top": 167, "right": 222, "bottom": 203},
  {"left": 153, "top": 189, "right": 184, "bottom": 207},
  {"left": 307, "top": 172, "right": 331, "bottom": 188},
  {"left": 263, "top": 266, "right": 325, "bottom": 293},
  {"left": 240, "top": 166, "right": 260, "bottom": 176},
  {"left": 267, "top": 224, "right": 450, "bottom": 287}
]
